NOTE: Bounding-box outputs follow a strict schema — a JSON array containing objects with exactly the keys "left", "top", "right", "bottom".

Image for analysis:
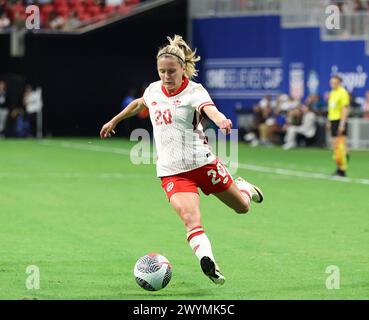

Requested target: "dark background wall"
[{"left": 0, "top": 0, "right": 187, "bottom": 136}]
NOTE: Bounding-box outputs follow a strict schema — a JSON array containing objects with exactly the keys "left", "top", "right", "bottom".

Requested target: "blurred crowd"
[
  {"left": 330, "top": 0, "right": 369, "bottom": 13},
  {"left": 0, "top": 0, "right": 143, "bottom": 31},
  {"left": 0, "top": 79, "right": 43, "bottom": 138},
  {"left": 242, "top": 90, "right": 369, "bottom": 149}
]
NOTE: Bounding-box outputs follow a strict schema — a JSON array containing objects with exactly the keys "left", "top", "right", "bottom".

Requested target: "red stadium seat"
[
  {"left": 73, "top": 5, "right": 85, "bottom": 15},
  {"left": 54, "top": 0, "right": 68, "bottom": 7},
  {"left": 125, "top": 0, "right": 140, "bottom": 4},
  {"left": 78, "top": 13, "right": 91, "bottom": 21},
  {"left": 41, "top": 4, "right": 53, "bottom": 15},
  {"left": 69, "top": 2, "right": 83, "bottom": 11},
  {"left": 119, "top": 3, "right": 130, "bottom": 14},
  {"left": 55, "top": 5, "right": 70, "bottom": 17},
  {"left": 84, "top": 0, "right": 95, "bottom": 6},
  {"left": 87, "top": 5, "right": 101, "bottom": 16},
  {"left": 103, "top": 5, "right": 116, "bottom": 15},
  {"left": 41, "top": 12, "right": 50, "bottom": 24},
  {"left": 68, "top": 0, "right": 81, "bottom": 6},
  {"left": 7, "top": 3, "right": 25, "bottom": 20}
]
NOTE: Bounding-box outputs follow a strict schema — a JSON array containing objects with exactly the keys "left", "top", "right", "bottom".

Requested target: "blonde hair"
[{"left": 157, "top": 35, "right": 201, "bottom": 79}]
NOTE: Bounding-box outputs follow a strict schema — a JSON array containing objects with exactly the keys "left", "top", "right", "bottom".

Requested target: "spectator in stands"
[
  {"left": 257, "top": 95, "right": 274, "bottom": 145},
  {"left": 244, "top": 95, "right": 274, "bottom": 146},
  {"left": 282, "top": 104, "right": 317, "bottom": 150},
  {"left": 12, "top": 11, "right": 26, "bottom": 29},
  {"left": 263, "top": 106, "right": 287, "bottom": 145},
  {"left": 0, "top": 80, "right": 10, "bottom": 137},
  {"left": 49, "top": 10, "right": 66, "bottom": 30},
  {"left": 353, "top": 0, "right": 366, "bottom": 11},
  {"left": 305, "top": 94, "right": 324, "bottom": 115},
  {"left": 243, "top": 103, "right": 264, "bottom": 146},
  {"left": 280, "top": 94, "right": 300, "bottom": 113},
  {"left": 23, "top": 85, "right": 43, "bottom": 137},
  {"left": 0, "top": 0, "right": 6, "bottom": 15},
  {"left": 333, "top": 1, "right": 348, "bottom": 14},
  {"left": 9, "top": 105, "right": 28, "bottom": 138},
  {"left": 4, "top": 0, "right": 138, "bottom": 30},
  {"left": 63, "top": 10, "right": 81, "bottom": 30},
  {"left": 0, "top": 11, "right": 10, "bottom": 29}
]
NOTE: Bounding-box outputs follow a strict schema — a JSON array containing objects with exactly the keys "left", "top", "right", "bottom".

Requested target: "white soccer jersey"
[{"left": 143, "top": 77, "right": 217, "bottom": 177}]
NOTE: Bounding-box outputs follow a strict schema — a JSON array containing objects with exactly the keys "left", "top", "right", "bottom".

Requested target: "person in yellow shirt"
[{"left": 327, "top": 75, "right": 350, "bottom": 177}]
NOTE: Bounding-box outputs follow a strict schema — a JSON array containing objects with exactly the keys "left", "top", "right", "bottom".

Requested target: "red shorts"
[{"left": 161, "top": 159, "right": 233, "bottom": 201}]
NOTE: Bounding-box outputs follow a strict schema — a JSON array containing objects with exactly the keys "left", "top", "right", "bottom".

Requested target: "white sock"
[{"left": 187, "top": 226, "right": 216, "bottom": 263}]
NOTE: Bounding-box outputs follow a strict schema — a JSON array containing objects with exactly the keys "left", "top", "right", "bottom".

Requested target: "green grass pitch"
[{"left": 0, "top": 138, "right": 368, "bottom": 300}]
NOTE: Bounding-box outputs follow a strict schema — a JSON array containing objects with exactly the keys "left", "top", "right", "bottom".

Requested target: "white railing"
[
  {"left": 189, "top": 0, "right": 280, "bottom": 18},
  {"left": 280, "top": 0, "right": 326, "bottom": 28},
  {"left": 347, "top": 118, "right": 369, "bottom": 149},
  {"left": 326, "top": 117, "right": 369, "bottom": 149}
]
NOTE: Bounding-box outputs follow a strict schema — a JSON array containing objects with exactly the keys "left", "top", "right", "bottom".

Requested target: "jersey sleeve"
[{"left": 192, "top": 84, "right": 216, "bottom": 115}]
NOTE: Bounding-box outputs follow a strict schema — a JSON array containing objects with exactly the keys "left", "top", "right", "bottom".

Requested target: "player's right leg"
[
  {"left": 169, "top": 192, "right": 225, "bottom": 285},
  {"left": 161, "top": 174, "right": 225, "bottom": 285}
]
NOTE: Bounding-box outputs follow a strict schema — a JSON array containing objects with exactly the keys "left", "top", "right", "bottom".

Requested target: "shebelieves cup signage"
[{"left": 204, "top": 58, "right": 283, "bottom": 99}]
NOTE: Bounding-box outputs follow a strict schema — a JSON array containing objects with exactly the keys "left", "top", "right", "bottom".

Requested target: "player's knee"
[
  {"left": 234, "top": 202, "right": 249, "bottom": 214},
  {"left": 179, "top": 208, "right": 200, "bottom": 229}
]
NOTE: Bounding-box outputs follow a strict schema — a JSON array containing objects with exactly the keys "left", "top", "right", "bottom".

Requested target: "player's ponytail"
[{"left": 157, "top": 35, "right": 201, "bottom": 79}]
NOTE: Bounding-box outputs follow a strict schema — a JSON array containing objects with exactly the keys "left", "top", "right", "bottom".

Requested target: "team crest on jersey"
[
  {"left": 166, "top": 182, "right": 174, "bottom": 192},
  {"left": 151, "top": 101, "right": 157, "bottom": 106},
  {"left": 173, "top": 99, "right": 181, "bottom": 106}
]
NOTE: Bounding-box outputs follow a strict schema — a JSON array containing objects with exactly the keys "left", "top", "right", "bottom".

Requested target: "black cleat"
[
  {"left": 332, "top": 169, "right": 346, "bottom": 177},
  {"left": 200, "top": 256, "right": 225, "bottom": 285}
]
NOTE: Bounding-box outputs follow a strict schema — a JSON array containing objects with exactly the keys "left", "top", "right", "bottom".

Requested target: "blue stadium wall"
[{"left": 192, "top": 16, "right": 369, "bottom": 127}]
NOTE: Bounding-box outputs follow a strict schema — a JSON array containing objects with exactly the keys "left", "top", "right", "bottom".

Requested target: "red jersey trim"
[
  {"left": 198, "top": 102, "right": 215, "bottom": 115},
  {"left": 161, "top": 76, "right": 189, "bottom": 97}
]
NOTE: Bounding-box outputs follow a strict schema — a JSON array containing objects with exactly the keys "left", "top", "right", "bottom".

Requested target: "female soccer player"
[{"left": 100, "top": 35, "right": 264, "bottom": 285}]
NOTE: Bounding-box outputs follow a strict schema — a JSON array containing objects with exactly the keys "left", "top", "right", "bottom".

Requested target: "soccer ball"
[{"left": 133, "top": 253, "right": 172, "bottom": 291}]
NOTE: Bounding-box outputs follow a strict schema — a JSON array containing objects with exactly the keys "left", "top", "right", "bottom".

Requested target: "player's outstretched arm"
[
  {"left": 202, "top": 105, "right": 232, "bottom": 135},
  {"left": 100, "top": 98, "right": 146, "bottom": 139}
]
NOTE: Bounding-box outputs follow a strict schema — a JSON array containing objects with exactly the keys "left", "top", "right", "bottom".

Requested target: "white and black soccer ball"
[{"left": 133, "top": 253, "right": 172, "bottom": 291}]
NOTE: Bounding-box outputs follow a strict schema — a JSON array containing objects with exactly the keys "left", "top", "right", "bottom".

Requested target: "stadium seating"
[{"left": 1, "top": 0, "right": 142, "bottom": 30}]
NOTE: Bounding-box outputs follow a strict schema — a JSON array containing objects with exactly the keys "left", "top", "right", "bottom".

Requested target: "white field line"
[
  {"left": 38, "top": 140, "right": 369, "bottom": 186},
  {"left": 0, "top": 172, "right": 149, "bottom": 179}
]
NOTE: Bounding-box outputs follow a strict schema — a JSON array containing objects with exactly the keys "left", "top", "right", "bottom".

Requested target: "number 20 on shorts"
[{"left": 207, "top": 162, "right": 229, "bottom": 185}]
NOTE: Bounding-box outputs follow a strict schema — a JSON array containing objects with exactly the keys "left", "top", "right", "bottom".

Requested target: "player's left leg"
[
  {"left": 198, "top": 159, "right": 263, "bottom": 214},
  {"left": 213, "top": 178, "right": 263, "bottom": 214},
  {"left": 333, "top": 135, "right": 348, "bottom": 176}
]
